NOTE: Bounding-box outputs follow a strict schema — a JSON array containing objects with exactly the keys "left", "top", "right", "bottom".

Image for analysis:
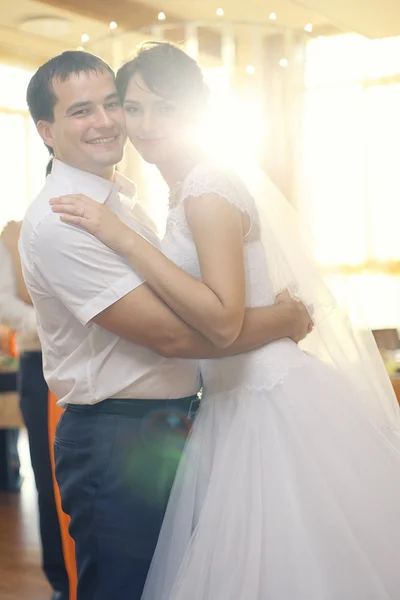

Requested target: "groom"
[{"left": 19, "top": 51, "right": 312, "bottom": 600}]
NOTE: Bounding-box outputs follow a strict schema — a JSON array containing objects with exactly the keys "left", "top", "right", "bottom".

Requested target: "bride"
[{"left": 50, "top": 41, "right": 400, "bottom": 599}]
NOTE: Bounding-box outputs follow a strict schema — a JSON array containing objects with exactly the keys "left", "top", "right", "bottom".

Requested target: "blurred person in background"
[{"left": 1, "top": 201, "right": 69, "bottom": 600}]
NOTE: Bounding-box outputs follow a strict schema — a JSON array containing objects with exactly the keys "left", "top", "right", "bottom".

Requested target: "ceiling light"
[
  {"left": 109, "top": 21, "right": 118, "bottom": 30},
  {"left": 81, "top": 33, "right": 89, "bottom": 43},
  {"left": 19, "top": 16, "right": 70, "bottom": 37},
  {"left": 246, "top": 65, "right": 256, "bottom": 75},
  {"left": 158, "top": 12, "right": 166, "bottom": 20},
  {"left": 269, "top": 12, "right": 277, "bottom": 20},
  {"left": 304, "top": 23, "right": 313, "bottom": 32},
  {"left": 216, "top": 8, "right": 224, "bottom": 16},
  {"left": 279, "top": 58, "right": 288, "bottom": 68}
]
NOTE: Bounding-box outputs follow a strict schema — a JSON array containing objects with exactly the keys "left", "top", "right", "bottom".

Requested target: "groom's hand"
[{"left": 275, "top": 290, "right": 313, "bottom": 343}]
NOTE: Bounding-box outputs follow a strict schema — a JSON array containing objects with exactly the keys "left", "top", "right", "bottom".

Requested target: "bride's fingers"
[
  {"left": 51, "top": 204, "right": 82, "bottom": 215},
  {"left": 50, "top": 194, "right": 89, "bottom": 206},
  {"left": 59, "top": 214, "right": 88, "bottom": 227},
  {"left": 66, "top": 194, "right": 93, "bottom": 203},
  {"left": 50, "top": 196, "right": 75, "bottom": 205}
]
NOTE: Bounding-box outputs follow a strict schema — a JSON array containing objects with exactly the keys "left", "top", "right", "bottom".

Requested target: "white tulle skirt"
[{"left": 141, "top": 352, "right": 400, "bottom": 600}]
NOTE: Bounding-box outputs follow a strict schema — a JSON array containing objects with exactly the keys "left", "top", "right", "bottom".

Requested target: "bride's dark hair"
[{"left": 116, "top": 41, "right": 209, "bottom": 115}]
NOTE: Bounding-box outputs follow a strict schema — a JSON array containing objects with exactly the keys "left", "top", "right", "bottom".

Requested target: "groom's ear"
[{"left": 37, "top": 120, "right": 55, "bottom": 151}]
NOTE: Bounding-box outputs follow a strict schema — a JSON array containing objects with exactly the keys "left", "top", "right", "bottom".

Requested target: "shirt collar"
[
  {"left": 50, "top": 159, "right": 136, "bottom": 204},
  {"left": 115, "top": 170, "right": 137, "bottom": 201}
]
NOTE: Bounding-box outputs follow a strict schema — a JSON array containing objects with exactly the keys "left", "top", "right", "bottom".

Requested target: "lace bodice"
[
  {"left": 169, "top": 162, "right": 260, "bottom": 236},
  {"left": 161, "top": 162, "right": 308, "bottom": 394},
  {"left": 164, "top": 162, "right": 267, "bottom": 301}
]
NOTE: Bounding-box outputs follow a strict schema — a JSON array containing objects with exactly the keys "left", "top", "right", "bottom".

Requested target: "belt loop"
[{"left": 187, "top": 395, "right": 200, "bottom": 421}]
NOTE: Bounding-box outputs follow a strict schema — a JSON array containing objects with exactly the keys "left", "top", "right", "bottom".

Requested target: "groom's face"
[{"left": 37, "top": 70, "right": 127, "bottom": 178}]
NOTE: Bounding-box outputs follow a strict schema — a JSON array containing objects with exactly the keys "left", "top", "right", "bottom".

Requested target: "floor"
[{"left": 0, "top": 431, "right": 52, "bottom": 600}]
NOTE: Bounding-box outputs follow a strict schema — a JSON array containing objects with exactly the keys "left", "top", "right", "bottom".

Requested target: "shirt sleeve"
[
  {"left": 32, "top": 213, "right": 145, "bottom": 326},
  {"left": 0, "top": 241, "right": 38, "bottom": 333}
]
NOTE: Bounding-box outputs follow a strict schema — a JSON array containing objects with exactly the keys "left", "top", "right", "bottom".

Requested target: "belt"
[{"left": 65, "top": 395, "right": 200, "bottom": 418}]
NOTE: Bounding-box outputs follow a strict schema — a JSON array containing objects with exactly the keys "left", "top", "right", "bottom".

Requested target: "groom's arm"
[{"left": 94, "top": 286, "right": 311, "bottom": 358}]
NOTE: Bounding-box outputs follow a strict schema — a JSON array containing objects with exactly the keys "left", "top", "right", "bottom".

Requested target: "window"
[
  {"left": 303, "top": 34, "right": 400, "bottom": 327},
  {"left": 0, "top": 65, "right": 48, "bottom": 229}
]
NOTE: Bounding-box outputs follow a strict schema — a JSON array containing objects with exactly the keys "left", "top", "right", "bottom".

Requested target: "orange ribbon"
[{"left": 48, "top": 391, "right": 77, "bottom": 600}]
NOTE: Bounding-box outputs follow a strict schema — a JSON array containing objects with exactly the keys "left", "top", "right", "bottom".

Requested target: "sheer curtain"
[
  {"left": 301, "top": 34, "right": 400, "bottom": 328},
  {"left": 0, "top": 65, "right": 48, "bottom": 230}
]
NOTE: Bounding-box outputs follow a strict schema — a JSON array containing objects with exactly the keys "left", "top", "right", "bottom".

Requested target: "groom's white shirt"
[{"left": 19, "top": 159, "right": 200, "bottom": 406}]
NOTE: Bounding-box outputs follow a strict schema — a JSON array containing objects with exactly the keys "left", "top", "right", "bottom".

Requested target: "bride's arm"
[
  {"left": 124, "top": 194, "right": 246, "bottom": 348},
  {"left": 51, "top": 193, "right": 247, "bottom": 348}
]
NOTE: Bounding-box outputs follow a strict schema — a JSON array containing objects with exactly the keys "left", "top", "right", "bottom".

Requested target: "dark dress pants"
[{"left": 54, "top": 396, "right": 199, "bottom": 600}]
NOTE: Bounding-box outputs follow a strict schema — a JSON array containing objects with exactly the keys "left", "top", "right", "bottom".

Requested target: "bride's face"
[{"left": 123, "top": 74, "right": 193, "bottom": 165}]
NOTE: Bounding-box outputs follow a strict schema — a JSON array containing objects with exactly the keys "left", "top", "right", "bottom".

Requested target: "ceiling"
[
  {"left": 289, "top": 0, "right": 400, "bottom": 39},
  {"left": 0, "top": 0, "right": 399, "bottom": 67},
  {"left": 135, "top": 0, "right": 328, "bottom": 31}
]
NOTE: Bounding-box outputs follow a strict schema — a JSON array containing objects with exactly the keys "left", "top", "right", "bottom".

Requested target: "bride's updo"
[{"left": 116, "top": 41, "right": 210, "bottom": 117}]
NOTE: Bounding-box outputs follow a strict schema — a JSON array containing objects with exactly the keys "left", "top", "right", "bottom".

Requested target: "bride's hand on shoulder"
[{"left": 49, "top": 194, "right": 135, "bottom": 254}]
